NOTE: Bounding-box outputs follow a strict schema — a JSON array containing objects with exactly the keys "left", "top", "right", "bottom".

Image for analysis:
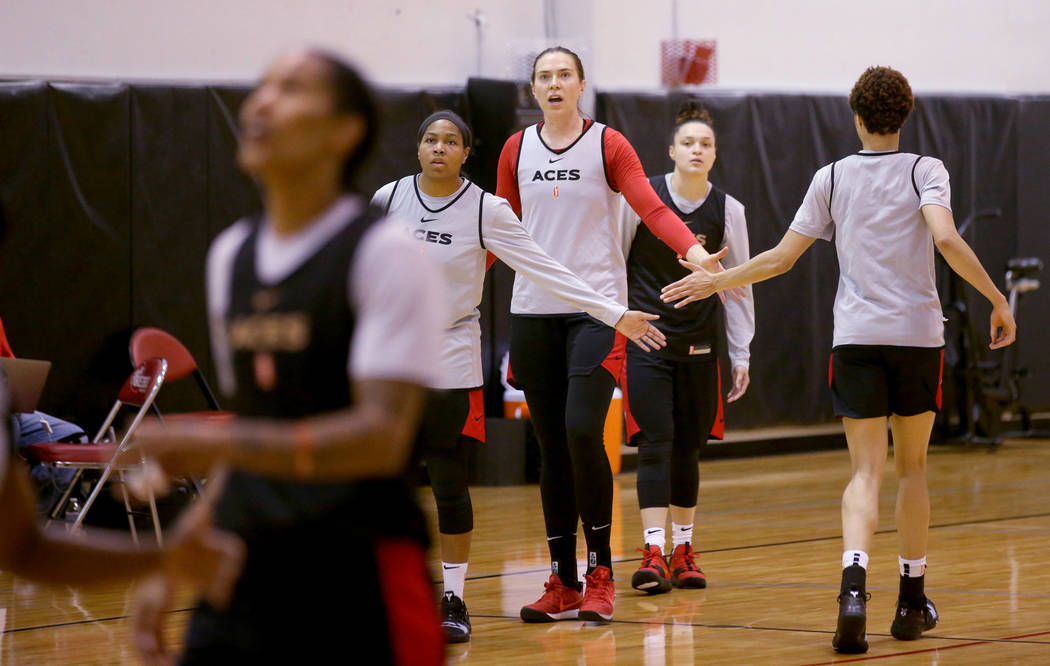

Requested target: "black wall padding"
[
  {"left": 465, "top": 78, "right": 522, "bottom": 413},
  {"left": 0, "top": 81, "right": 467, "bottom": 427},
  {"left": 1, "top": 80, "right": 1047, "bottom": 435},
  {"left": 598, "top": 90, "right": 1046, "bottom": 428},
  {"left": 360, "top": 88, "right": 468, "bottom": 195},
  {"left": 1015, "top": 97, "right": 1050, "bottom": 411}
]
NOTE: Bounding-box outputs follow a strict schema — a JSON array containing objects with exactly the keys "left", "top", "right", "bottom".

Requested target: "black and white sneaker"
[
  {"left": 441, "top": 591, "right": 471, "bottom": 643},
  {"left": 832, "top": 588, "right": 870, "bottom": 654},
  {"left": 890, "top": 596, "right": 938, "bottom": 640}
]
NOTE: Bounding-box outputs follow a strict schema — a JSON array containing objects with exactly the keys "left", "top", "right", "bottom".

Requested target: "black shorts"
[
  {"left": 829, "top": 345, "right": 944, "bottom": 419},
  {"left": 623, "top": 350, "right": 723, "bottom": 446},
  {"left": 416, "top": 389, "right": 475, "bottom": 455},
  {"left": 181, "top": 532, "right": 443, "bottom": 664},
  {"left": 509, "top": 313, "right": 625, "bottom": 389}
]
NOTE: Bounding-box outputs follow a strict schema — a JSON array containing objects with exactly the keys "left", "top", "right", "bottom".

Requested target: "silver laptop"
[{"left": 0, "top": 357, "right": 52, "bottom": 413}]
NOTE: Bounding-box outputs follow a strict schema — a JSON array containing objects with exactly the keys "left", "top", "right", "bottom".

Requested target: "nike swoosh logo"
[
  {"left": 474, "top": 415, "right": 483, "bottom": 422},
  {"left": 442, "top": 564, "right": 462, "bottom": 570},
  {"left": 590, "top": 523, "right": 611, "bottom": 531},
  {"left": 548, "top": 156, "right": 565, "bottom": 163},
  {"left": 420, "top": 217, "right": 438, "bottom": 223}
]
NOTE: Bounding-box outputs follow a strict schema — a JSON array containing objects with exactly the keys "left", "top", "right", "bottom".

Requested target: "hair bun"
[{"left": 675, "top": 100, "right": 712, "bottom": 127}]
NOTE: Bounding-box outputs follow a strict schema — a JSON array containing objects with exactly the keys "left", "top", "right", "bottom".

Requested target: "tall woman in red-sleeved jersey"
[{"left": 496, "top": 46, "right": 725, "bottom": 624}]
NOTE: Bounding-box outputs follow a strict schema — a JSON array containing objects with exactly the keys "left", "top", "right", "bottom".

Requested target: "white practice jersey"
[
  {"left": 374, "top": 176, "right": 626, "bottom": 390},
  {"left": 789, "top": 151, "right": 951, "bottom": 348},
  {"left": 513, "top": 121, "right": 627, "bottom": 315}
]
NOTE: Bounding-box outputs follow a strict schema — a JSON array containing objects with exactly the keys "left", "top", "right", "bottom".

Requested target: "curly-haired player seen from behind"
[{"left": 660, "top": 66, "right": 1016, "bottom": 653}]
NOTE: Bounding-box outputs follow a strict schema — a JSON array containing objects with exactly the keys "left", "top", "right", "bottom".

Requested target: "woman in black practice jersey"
[
  {"left": 618, "top": 103, "right": 754, "bottom": 595},
  {"left": 127, "top": 49, "right": 446, "bottom": 664}
]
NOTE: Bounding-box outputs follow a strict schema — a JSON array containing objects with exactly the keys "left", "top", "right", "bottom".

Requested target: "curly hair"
[
  {"left": 669, "top": 100, "right": 714, "bottom": 145},
  {"left": 849, "top": 66, "right": 914, "bottom": 135}
]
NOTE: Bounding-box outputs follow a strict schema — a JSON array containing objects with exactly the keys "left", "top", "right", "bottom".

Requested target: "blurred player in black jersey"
[
  {"left": 617, "top": 103, "right": 754, "bottom": 595},
  {"left": 127, "top": 49, "right": 446, "bottom": 664}
]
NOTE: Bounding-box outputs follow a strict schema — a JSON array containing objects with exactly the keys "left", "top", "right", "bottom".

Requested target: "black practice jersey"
[
  {"left": 626, "top": 175, "right": 726, "bottom": 362},
  {"left": 214, "top": 204, "right": 427, "bottom": 546}
]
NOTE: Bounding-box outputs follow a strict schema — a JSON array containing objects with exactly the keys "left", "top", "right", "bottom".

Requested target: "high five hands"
[{"left": 662, "top": 247, "right": 746, "bottom": 308}]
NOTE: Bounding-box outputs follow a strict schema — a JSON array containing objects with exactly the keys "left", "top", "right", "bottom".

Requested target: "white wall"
[
  {"left": 0, "top": 1, "right": 544, "bottom": 85},
  {"left": 592, "top": 0, "right": 1050, "bottom": 93},
  {"left": 2, "top": 0, "right": 1049, "bottom": 93}
]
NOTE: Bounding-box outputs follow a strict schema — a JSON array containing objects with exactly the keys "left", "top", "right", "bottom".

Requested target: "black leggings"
[
  {"left": 417, "top": 390, "right": 474, "bottom": 536},
  {"left": 626, "top": 352, "right": 719, "bottom": 510},
  {"left": 510, "top": 315, "right": 619, "bottom": 579}
]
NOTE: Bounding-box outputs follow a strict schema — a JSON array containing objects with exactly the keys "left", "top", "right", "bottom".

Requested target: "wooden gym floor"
[{"left": 2, "top": 437, "right": 1049, "bottom": 664}]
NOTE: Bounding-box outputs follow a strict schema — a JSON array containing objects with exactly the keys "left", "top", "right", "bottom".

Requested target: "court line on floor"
[
  {"left": 690, "top": 475, "right": 1050, "bottom": 519},
  {"left": 9, "top": 512, "right": 1050, "bottom": 637},
  {"left": 706, "top": 579, "right": 1050, "bottom": 600},
  {"left": 800, "top": 630, "right": 1050, "bottom": 665},
  {"left": 2, "top": 608, "right": 194, "bottom": 635},
  {"left": 463, "top": 510, "right": 1050, "bottom": 582},
  {"left": 469, "top": 612, "right": 1050, "bottom": 649}
]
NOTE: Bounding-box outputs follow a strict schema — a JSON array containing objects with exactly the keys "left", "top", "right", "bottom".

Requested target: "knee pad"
[
  {"left": 669, "top": 447, "right": 700, "bottom": 508},
  {"left": 432, "top": 487, "right": 473, "bottom": 535}
]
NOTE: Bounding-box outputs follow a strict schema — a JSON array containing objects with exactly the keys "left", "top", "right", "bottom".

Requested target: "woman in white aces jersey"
[
  {"left": 496, "top": 46, "right": 732, "bottom": 624},
  {"left": 662, "top": 66, "right": 1017, "bottom": 654},
  {"left": 372, "top": 110, "right": 665, "bottom": 643}
]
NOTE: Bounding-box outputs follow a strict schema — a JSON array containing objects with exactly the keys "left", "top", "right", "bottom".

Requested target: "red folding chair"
[
  {"left": 129, "top": 327, "right": 232, "bottom": 423},
  {"left": 24, "top": 358, "right": 168, "bottom": 545}
]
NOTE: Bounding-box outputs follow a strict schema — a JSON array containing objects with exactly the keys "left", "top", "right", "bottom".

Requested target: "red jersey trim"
[
  {"left": 600, "top": 332, "right": 627, "bottom": 382},
  {"left": 621, "top": 364, "right": 642, "bottom": 444},
  {"left": 460, "top": 388, "right": 486, "bottom": 443},
  {"left": 936, "top": 349, "right": 944, "bottom": 410},
  {"left": 0, "top": 315, "right": 13, "bottom": 358},
  {"left": 710, "top": 360, "right": 725, "bottom": 440},
  {"left": 374, "top": 539, "right": 445, "bottom": 665}
]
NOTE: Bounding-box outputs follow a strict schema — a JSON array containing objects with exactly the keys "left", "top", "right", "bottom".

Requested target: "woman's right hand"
[
  {"left": 615, "top": 311, "right": 666, "bottom": 352},
  {"left": 989, "top": 300, "right": 1017, "bottom": 349},
  {"left": 132, "top": 573, "right": 176, "bottom": 666},
  {"left": 163, "top": 492, "right": 245, "bottom": 611}
]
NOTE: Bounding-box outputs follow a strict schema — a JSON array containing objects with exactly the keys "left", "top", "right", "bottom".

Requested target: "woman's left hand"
[
  {"left": 122, "top": 419, "right": 235, "bottom": 485},
  {"left": 615, "top": 310, "right": 667, "bottom": 352},
  {"left": 726, "top": 366, "right": 750, "bottom": 403}
]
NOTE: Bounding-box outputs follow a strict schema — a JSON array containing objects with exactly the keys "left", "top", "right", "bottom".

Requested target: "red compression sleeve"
[
  {"left": 604, "top": 129, "right": 697, "bottom": 257},
  {"left": 496, "top": 131, "right": 524, "bottom": 218}
]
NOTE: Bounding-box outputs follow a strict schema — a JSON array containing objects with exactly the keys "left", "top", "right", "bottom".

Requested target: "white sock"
[
  {"left": 899, "top": 556, "right": 926, "bottom": 577},
  {"left": 671, "top": 522, "right": 693, "bottom": 547},
  {"left": 442, "top": 561, "right": 468, "bottom": 599},
  {"left": 643, "top": 527, "right": 665, "bottom": 549},
  {"left": 842, "top": 550, "right": 869, "bottom": 569}
]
